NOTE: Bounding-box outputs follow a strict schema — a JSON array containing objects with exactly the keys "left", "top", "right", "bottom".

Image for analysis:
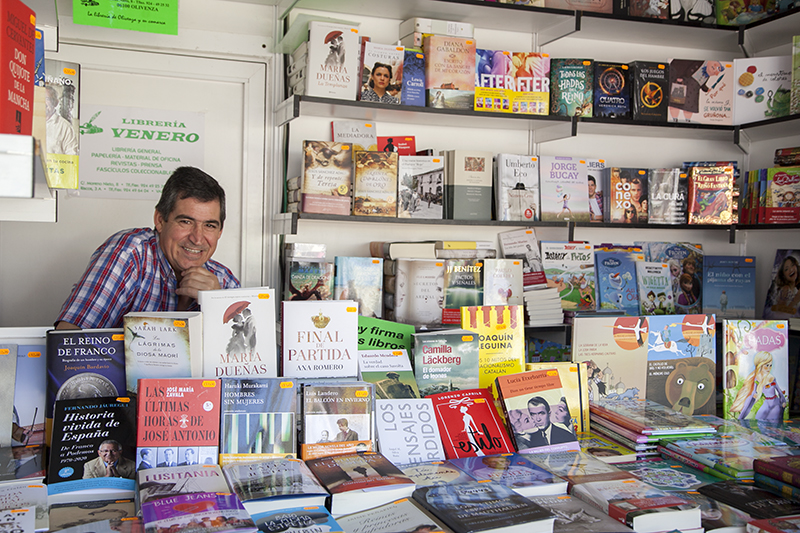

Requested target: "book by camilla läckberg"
[
  {"left": 353, "top": 151, "right": 398, "bottom": 218},
  {"left": 413, "top": 329, "right": 480, "bottom": 397}
]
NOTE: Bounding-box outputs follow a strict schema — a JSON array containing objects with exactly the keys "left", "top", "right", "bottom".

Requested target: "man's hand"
[
  {"left": 176, "top": 267, "right": 221, "bottom": 308},
  {"left": 105, "top": 463, "right": 118, "bottom": 477}
]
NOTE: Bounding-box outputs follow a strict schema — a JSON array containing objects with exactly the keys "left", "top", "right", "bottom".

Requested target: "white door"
[{"left": 0, "top": 44, "right": 268, "bottom": 326}]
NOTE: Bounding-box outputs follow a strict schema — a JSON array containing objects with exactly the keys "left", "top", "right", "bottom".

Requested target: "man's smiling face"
[{"left": 154, "top": 196, "right": 222, "bottom": 277}]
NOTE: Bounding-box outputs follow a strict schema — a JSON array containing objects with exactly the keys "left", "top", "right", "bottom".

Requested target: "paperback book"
[
  {"left": 763, "top": 167, "right": 800, "bottom": 224},
  {"left": 250, "top": 506, "right": 343, "bottom": 533},
  {"left": 494, "top": 154, "right": 540, "bottom": 221},
  {"left": 539, "top": 156, "right": 591, "bottom": 222},
  {"left": 397, "top": 155, "right": 444, "bottom": 219},
  {"left": 631, "top": 61, "right": 668, "bottom": 121},
  {"left": 334, "top": 256, "right": 383, "bottom": 319},
  {"left": 594, "top": 248, "right": 642, "bottom": 315},
  {"left": 9, "top": 330, "right": 47, "bottom": 447},
  {"left": 482, "top": 258, "right": 524, "bottom": 306},
  {"left": 375, "top": 398, "right": 446, "bottom": 465},
  {"left": 697, "top": 479, "right": 800, "bottom": 519},
  {"left": 640, "top": 241, "right": 704, "bottom": 315},
  {"left": 359, "top": 41, "right": 404, "bottom": 104},
  {"left": 587, "top": 159, "right": 606, "bottom": 223},
  {"left": 137, "top": 464, "right": 230, "bottom": 506},
  {"left": 461, "top": 305, "right": 526, "bottom": 392},
  {"left": 763, "top": 250, "right": 800, "bottom": 319},
  {"left": 605, "top": 167, "right": 649, "bottom": 224},
  {"left": 702, "top": 255, "right": 756, "bottom": 319},
  {"left": 301, "top": 382, "right": 375, "bottom": 460},
  {"left": 444, "top": 150, "right": 493, "bottom": 220},
  {"left": 550, "top": 58, "right": 594, "bottom": 117},
  {"left": 0, "top": 480, "right": 48, "bottom": 532},
  {"left": 402, "top": 47, "right": 426, "bottom": 107},
  {"left": 393, "top": 259, "right": 445, "bottom": 328},
  {"left": 474, "top": 48, "right": 513, "bottom": 114},
  {"left": 541, "top": 242, "right": 596, "bottom": 311},
  {"left": 526, "top": 361, "right": 590, "bottom": 433},
  {"left": 448, "top": 453, "right": 568, "bottom": 497},
  {"left": 647, "top": 168, "right": 688, "bottom": 224},
  {"left": 353, "top": 151, "right": 398, "bottom": 218},
  {"left": 305, "top": 20, "right": 361, "bottom": 100},
  {"left": 336, "top": 497, "right": 444, "bottom": 533},
  {"left": 43, "top": 59, "right": 80, "bottom": 188},
  {"left": 498, "top": 228, "right": 547, "bottom": 289},
  {"left": 687, "top": 164, "right": 735, "bottom": 224},
  {"left": 530, "top": 493, "right": 637, "bottom": 533},
  {"left": 140, "top": 492, "right": 256, "bottom": 533},
  {"left": 219, "top": 377, "right": 297, "bottom": 465},
  {"left": 331, "top": 120, "right": 377, "bottom": 151},
  {"left": 635, "top": 262, "right": 675, "bottom": 315},
  {"left": 300, "top": 140, "right": 353, "bottom": 216},
  {"left": 424, "top": 35, "right": 476, "bottom": 110},
  {"left": 413, "top": 329, "right": 480, "bottom": 397},
  {"left": 441, "top": 259, "right": 483, "bottom": 325},
  {"left": 284, "top": 258, "right": 333, "bottom": 301},
  {"left": 593, "top": 62, "right": 631, "bottom": 119}
]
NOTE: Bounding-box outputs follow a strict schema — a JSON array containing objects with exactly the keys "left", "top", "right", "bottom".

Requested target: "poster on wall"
[
  {"left": 77, "top": 104, "right": 205, "bottom": 199},
  {"left": 72, "top": 0, "right": 179, "bottom": 35}
]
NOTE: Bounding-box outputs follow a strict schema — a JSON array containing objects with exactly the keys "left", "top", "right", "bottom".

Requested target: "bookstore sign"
[
  {"left": 78, "top": 104, "right": 204, "bottom": 199},
  {"left": 72, "top": 0, "right": 178, "bottom": 35}
]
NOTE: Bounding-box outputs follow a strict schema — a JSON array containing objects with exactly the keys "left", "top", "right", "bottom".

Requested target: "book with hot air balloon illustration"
[{"left": 197, "top": 287, "right": 278, "bottom": 379}]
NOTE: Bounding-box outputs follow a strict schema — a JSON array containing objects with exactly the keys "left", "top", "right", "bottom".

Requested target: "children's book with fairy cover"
[
  {"left": 397, "top": 155, "right": 444, "bottom": 219},
  {"left": 723, "top": 319, "right": 789, "bottom": 422},
  {"left": 648, "top": 168, "right": 688, "bottom": 224},
  {"left": 538, "top": 156, "right": 591, "bottom": 222},
  {"left": 763, "top": 250, "right": 800, "bottom": 319},
  {"left": 300, "top": 140, "right": 353, "bottom": 216},
  {"left": 550, "top": 58, "right": 594, "bottom": 117},
  {"left": 460, "top": 305, "right": 525, "bottom": 393},
  {"left": 571, "top": 316, "right": 648, "bottom": 403},
  {"left": 604, "top": 167, "right": 649, "bottom": 224},
  {"left": 594, "top": 247, "right": 643, "bottom": 315},
  {"left": 301, "top": 382, "right": 374, "bottom": 461},
  {"left": 764, "top": 166, "right": 800, "bottom": 224},
  {"left": 668, "top": 59, "right": 734, "bottom": 125},
  {"left": 352, "top": 151, "right": 398, "bottom": 218},
  {"left": 494, "top": 154, "right": 540, "bottom": 222},
  {"left": 687, "top": 165, "right": 735, "bottom": 225},
  {"left": 732, "top": 56, "right": 792, "bottom": 125},
  {"left": 423, "top": 35, "right": 476, "bottom": 110},
  {"left": 636, "top": 262, "right": 675, "bottom": 316},
  {"left": 496, "top": 369, "right": 581, "bottom": 454},
  {"left": 358, "top": 41, "right": 404, "bottom": 104},
  {"left": 640, "top": 241, "right": 704, "bottom": 315},
  {"left": 702, "top": 255, "right": 756, "bottom": 319},
  {"left": 441, "top": 259, "right": 483, "bottom": 325},
  {"left": 645, "top": 314, "right": 717, "bottom": 416},
  {"left": 334, "top": 256, "right": 383, "bottom": 319},
  {"left": 541, "top": 242, "right": 595, "bottom": 311},
  {"left": 593, "top": 62, "right": 631, "bottom": 119},
  {"left": 219, "top": 378, "right": 297, "bottom": 465}
]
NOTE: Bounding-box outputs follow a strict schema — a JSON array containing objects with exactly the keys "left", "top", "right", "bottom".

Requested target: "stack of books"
[{"left": 524, "top": 287, "right": 565, "bottom": 326}]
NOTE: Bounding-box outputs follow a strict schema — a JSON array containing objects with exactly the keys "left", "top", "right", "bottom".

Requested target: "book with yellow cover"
[{"left": 460, "top": 305, "right": 525, "bottom": 393}]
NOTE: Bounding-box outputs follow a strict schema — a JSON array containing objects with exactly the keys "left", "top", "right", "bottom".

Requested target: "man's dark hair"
[
  {"left": 155, "top": 166, "right": 226, "bottom": 226},
  {"left": 337, "top": 418, "right": 349, "bottom": 427},
  {"left": 527, "top": 396, "right": 551, "bottom": 414},
  {"left": 588, "top": 175, "right": 596, "bottom": 185}
]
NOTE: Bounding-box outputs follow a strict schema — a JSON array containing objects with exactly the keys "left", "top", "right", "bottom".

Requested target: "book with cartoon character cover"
[
  {"left": 542, "top": 242, "right": 595, "bottom": 311},
  {"left": 594, "top": 247, "right": 643, "bottom": 316},
  {"left": 635, "top": 262, "right": 674, "bottom": 316},
  {"left": 687, "top": 165, "right": 735, "bottom": 225}
]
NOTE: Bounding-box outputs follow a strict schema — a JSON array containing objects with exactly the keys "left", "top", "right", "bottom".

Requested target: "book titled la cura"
[
  {"left": 304, "top": 451, "right": 416, "bottom": 517},
  {"left": 413, "top": 480, "right": 556, "bottom": 533},
  {"left": 197, "top": 287, "right": 277, "bottom": 379},
  {"left": 219, "top": 377, "right": 297, "bottom": 465},
  {"left": 137, "top": 464, "right": 229, "bottom": 507},
  {"left": 250, "top": 505, "right": 344, "bottom": 533},
  {"left": 222, "top": 457, "right": 328, "bottom": 516},
  {"left": 140, "top": 492, "right": 256, "bottom": 533}
]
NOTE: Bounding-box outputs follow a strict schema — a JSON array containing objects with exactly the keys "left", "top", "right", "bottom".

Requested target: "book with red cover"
[
  {"left": 1, "top": 0, "right": 35, "bottom": 135},
  {"left": 687, "top": 165, "right": 735, "bottom": 225},
  {"left": 428, "top": 388, "right": 514, "bottom": 459},
  {"left": 754, "top": 456, "right": 800, "bottom": 489},
  {"left": 136, "top": 378, "right": 222, "bottom": 467},
  {"left": 377, "top": 136, "right": 416, "bottom": 155}
]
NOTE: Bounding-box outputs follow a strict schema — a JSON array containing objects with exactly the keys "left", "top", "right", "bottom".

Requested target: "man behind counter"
[{"left": 55, "top": 166, "right": 240, "bottom": 330}]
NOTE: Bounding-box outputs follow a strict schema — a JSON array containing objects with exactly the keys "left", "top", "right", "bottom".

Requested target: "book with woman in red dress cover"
[
  {"left": 136, "top": 378, "right": 222, "bottom": 467},
  {"left": 300, "top": 140, "right": 353, "bottom": 216},
  {"left": 428, "top": 388, "right": 514, "bottom": 459},
  {"left": 304, "top": 451, "right": 415, "bottom": 517},
  {"left": 496, "top": 369, "right": 579, "bottom": 454},
  {"left": 763, "top": 250, "right": 800, "bottom": 319},
  {"left": 687, "top": 165, "right": 735, "bottom": 225},
  {"left": 723, "top": 319, "right": 789, "bottom": 422}
]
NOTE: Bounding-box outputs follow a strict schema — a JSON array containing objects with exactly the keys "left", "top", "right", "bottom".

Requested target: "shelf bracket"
[
  {"left": 729, "top": 224, "right": 737, "bottom": 244},
  {"left": 275, "top": 96, "right": 299, "bottom": 128},
  {"left": 738, "top": 27, "right": 753, "bottom": 58},
  {"left": 537, "top": 12, "right": 580, "bottom": 47},
  {"left": 567, "top": 221, "right": 575, "bottom": 241},
  {"left": 273, "top": 213, "right": 297, "bottom": 235},
  {"left": 734, "top": 127, "right": 751, "bottom": 154}
]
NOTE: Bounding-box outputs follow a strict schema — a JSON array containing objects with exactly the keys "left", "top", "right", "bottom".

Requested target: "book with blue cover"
[
  {"left": 251, "top": 506, "right": 343, "bottom": 533},
  {"left": 447, "top": 453, "right": 568, "bottom": 497},
  {"left": 702, "top": 255, "right": 756, "bottom": 319},
  {"left": 334, "top": 256, "right": 384, "bottom": 319},
  {"left": 594, "top": 247, "right": 643, "bottom": 315},
  {"left": 402, "top": 48, "right": 426, "bottom": 107}
]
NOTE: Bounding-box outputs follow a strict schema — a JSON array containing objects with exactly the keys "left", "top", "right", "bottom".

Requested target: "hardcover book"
[
  {"left": 498, "top": 228, "right": 547, "bottom": 289},
  {"left": 635, "top": 262, "right": 675, "bottom": 315},
  {"left": 375, "top": 398, "right": 446, "bottom": 465},
  {"left": 494, "top": 154, "right": 540, "bottom": 222},
  {"left": 47, "top": 397, "right": 137, "bottom": 498},
  {"left": 763, "top": 250, "right": 800, "bottom": 319},
  {"left": 137, "top": 464, "right": 230, "bottom": 506},
  {"left": 423, "top": 35, "right": 477, "bottom": 110},
  {"left": 45, "top": 328, "right": 126, "bottom": 442},
  {"left": 687, "top": 164, "right": 735, "bottom": 225},
  {"left": 301, "top": 382, "right": 374, "bottom": 460},
  {"left": 378, "top": 136, "right": 416, "bottom": 155},
  {"left": 250, "top": 506, "right": 343, "bottom": 533},
  {"left": 402, "top": 47, "right": 426, "bottom": 107},
  {"left": 1, "top": 0, "right": 34, "bottom": 136},
  {"left": 123, "top": 312, "right": 203, "bottom": 394},
  {"left": 764, "top": 167, "right": 800, "bottom": 224},
  {"left": 334, "top": 256, "right": 384, "bottom": 318},
  {"left": 631, "top": 62, "right": 669, "bottom": 121},
  {"left": 0, "top": 480, "right": 48, "bottom": 532},
  {"left": 482, "top": 258, "right": 524, "bottom": 306},
  {"left": 397, "top": 155, "right": 444, "bottom": 219},
  {"left": 399, "top": 460, "right": 474, "bottom": 487},
  {"left": 359, "top": 41, "right": 403, "bottom": 104},
  {"left": 413, "top": 481, "right": 556, "bottom": 533},
  {"left": 586, "top": 158, "right": 606, "bottom": 223},
  {"left": 697, "top": 480, "right": 800, "bottom": 520},
  {"left": 732, "top": 56, "right": 792, "bottom": 125},
  {"left": 136, "top": 378, "right": 222, "bottom": 466},
  {"left": 461, "top": 305, "right": 525, "bottom": 392},
  {"left": 576, "top": 431, "right": 638, "bottom": 463},
  {"left": 284, "top": 258, "right": 334, "bottom": 301},
  {"left": 413, "top": 329, "right": 480, "bottom": 397},
  {"left": 723, "top": 319, "right": 789, "bottom": 422},
  {"left": 219, "top": 377, "right": 297, "bottom": 465},
  {"left": 305, "top": 20, "right": 361, "bottom": 100},
  {"left": 140, "top": 492, "right": 256, "bottom": 533},
  {"left": 353, "top": 151, "right": 398, "bottom": 218},
  {"left": 300, "top": 140, "right": 353, "bottom": 216},
  {"left": 593, "top": 62, "right": 631, "bottom": 119},
  {"left": 647, "top": 168, "right": 688, "bottom": 224},
  {"left": 539, "top": 156, "right": 591, "bottom": 222},
  {"left": 754, "top": 455, "right": 800, "bottom": 489},
  {"left": 550, "top": 58, "right": 594, "bottom": 117},
  {"left": 393, "top": 259, "right": 445, "bottom": 328},
  {"left": 9, "top": 331, "right": 47, "bottom": 446},
  {"left": 429, "top": 388, "right": 515, "bottom": 459},
  {"left": 668, "top": 59, "right": 734, "bottom": 125},
  {"left": 44, "top": 59, "right": 80, "bottom": 188},
  {"left": 594, "top": 248, "right": 643, "bottom": 315},
  {"left": 662, "top": 434, "right": 793, "bottom": 479},
  {"left": 281, "top": 300, "right": 359, "bottom": 380},
  {"left": 305, "top": 451, "right": 415, "bottom": 517},
  {"left": 448, "top": 453, "right": 568, "bottom": 497},
  {"left": 331, "top": 120, "right": 377, "bottom": 151},
  {"left": 442, "top": 259, "right": 483, "bottom": 325},
  {"left": 358, "top": 350, "right": 419, "bottom": 399},
  {"left": 222, "top": 458, "right": 328, "bottom": 515},
  {"left": 336, "top": 497, "right": 444, "bottom": 533},
  {"left": 197, "top": 287, "right": 277, "bottom": 379},
  {"left": 530, "top": 493, "right": 636, "bottom": 533},
  {"left": 702, "top": 255, "right": 755, "bottom": 318},
  {"left": 525, "top": 450, "right": 636, "bottom": 486},
  {"left": 444, "top": 150, "right": 493, "bottom": 220},
  {"left": 641, "top": 241, "right": 704, "bottom": 315},
  {"left": 541, "top": 242, "right": 596, "bottom": 311},
  {"left": 527, "top": 361, "right": 589, "bottom": 433},
  {"left": 496, "top": 369, "right": 580, "bottom": 454},
  {"left": 605, "top": 167, "right": 649, "bottom": 223}
]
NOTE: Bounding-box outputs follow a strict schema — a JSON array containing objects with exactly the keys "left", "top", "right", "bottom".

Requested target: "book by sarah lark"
[
  {"left": 219, "top": 377, "right": 297, "bottom": 465},
  {"left": 197, "top": 287, "right": 277, "bottom": 379},
  {"left": 539, "top": 156, "right": 590, "bottom": 222},
  {"left": 301, "top": 382, "right": 375, "bottom": 461},
  {"left": 413, "top": 329, "right": 480, "bottom": 397},
  {"left": 353, "top": 151, "right": 398, "bottom": 218},
  {"left": 123, "top": 312, "right": 203, "bottom": 394},
  {"left": 305, "top": 20, "right": 360, "bottom": 100},
  {"left": 494, "top": 154, "right": 540, "bottom": 222},
  {"left": 702, "top": 256, "right": 755, "bottom": 319},
  {"left": 375, "top": 398, "right": 446, "bottom": 465},
  {"left": 281, "top": 300, "right": 359, "bottom": 380},
  {"left": 300, "top": 140, "right": 353, "bottom": 216}
]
